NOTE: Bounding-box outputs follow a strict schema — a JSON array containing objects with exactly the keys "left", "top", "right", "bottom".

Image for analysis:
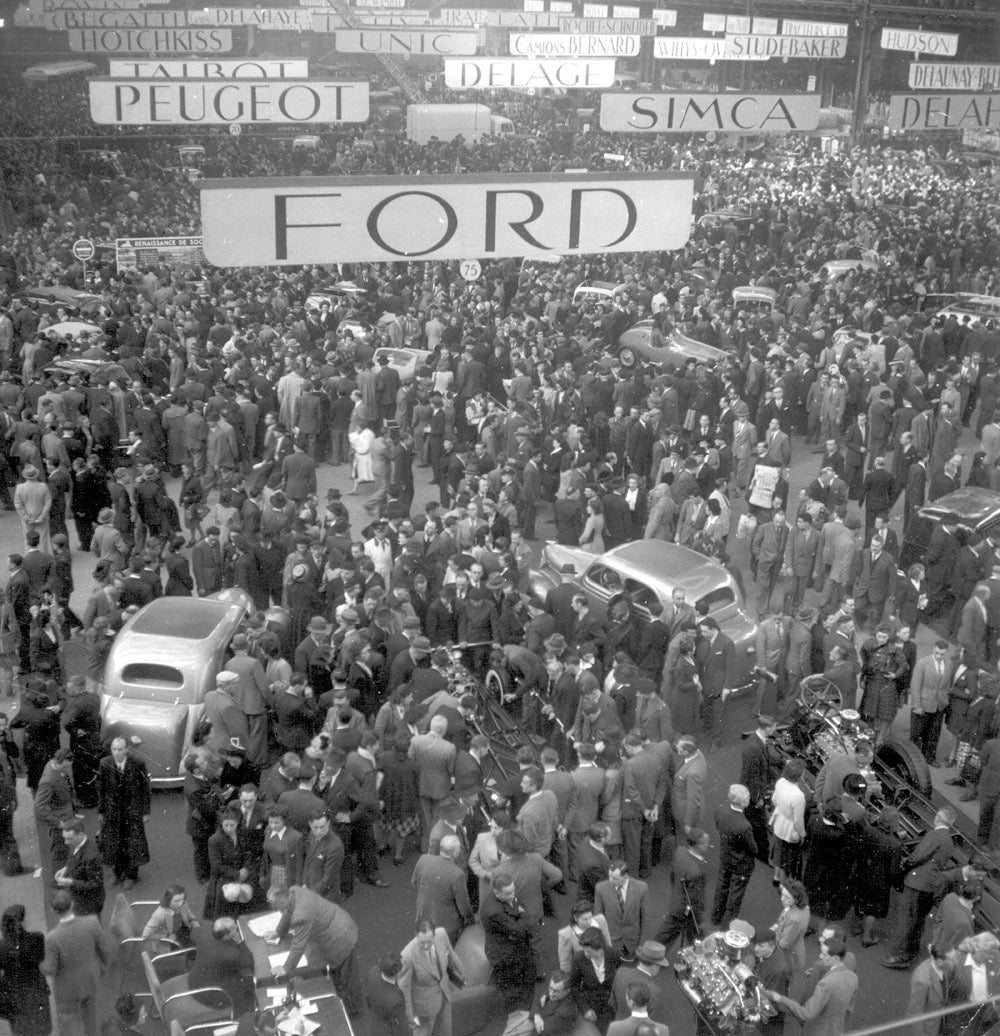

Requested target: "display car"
[
  {"left": 616, "top": 321, "right": 731, "bottom": 370},
  {"left": 19, "top": 285, "right": 103, "bottom": 317},
  {"left": 529, "top": 541, "right": 758, "bottom": 687},
  {"left": 772, "top": 683, "right": 1000, "bottom": 933},
  {"left": 900, "top": 487, "right": 1000, "bottom": 572},
  {"left": 371, "top": 346, "right": 432, "bottom": 384},
  {"left": 100, "top": 588, "right": 254, "bottom": 788}
]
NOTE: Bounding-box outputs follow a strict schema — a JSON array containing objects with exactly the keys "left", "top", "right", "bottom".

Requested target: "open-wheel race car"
[{"left": 775, "top": 684, "right": 1000, "bottom": 935}]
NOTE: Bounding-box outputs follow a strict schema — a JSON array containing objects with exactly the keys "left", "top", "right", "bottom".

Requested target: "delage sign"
[
  {"left": 198, "top": 172, "right": 694, "bottom": 265},
  {"left": 444, "top": 58, "right": 615, "bottom": 90},
  {"left": 599, "top": 92, "right": 821, "bottom": 133},
  {"left": 89, "top": 79, "right": 369, "bottom": 124}
]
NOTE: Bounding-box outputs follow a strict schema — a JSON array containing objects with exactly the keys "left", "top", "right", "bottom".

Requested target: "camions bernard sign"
[
  {"left": 198, "top": 173, "right": 694, "bottom": 266},
  {"left": 599, "top": 92, "right": 821, "bottom": 133}
]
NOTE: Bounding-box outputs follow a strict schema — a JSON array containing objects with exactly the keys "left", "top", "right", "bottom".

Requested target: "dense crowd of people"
[{"left": 2, "top": 63, "right": 1000, "bottom": 1036}]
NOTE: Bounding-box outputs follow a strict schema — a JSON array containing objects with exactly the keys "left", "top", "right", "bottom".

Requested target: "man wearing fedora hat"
[
  {"left": 610, "top": 941, "right": 669, "bottom": 1024},
  {"left": 295, "top": 615, "right": 334, "bottom": 701},
  {"left": 14, "top": 464, "right": 51, "bottom": 554}
]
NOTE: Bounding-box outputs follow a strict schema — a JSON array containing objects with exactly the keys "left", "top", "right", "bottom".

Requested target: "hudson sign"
[
  {"left": 198, "top": 172, "right": 695, "bottom": 265},
  {"left": 599, "top": 92, "right": 821, "bottom": 133}
]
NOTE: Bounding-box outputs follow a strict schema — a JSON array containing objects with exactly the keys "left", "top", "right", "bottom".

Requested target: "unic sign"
[
  {"left": 509, "top": 33, "right": 640, "bottom": 57},
  {"left": 198, "top": 172, "right": 695, "bottom": 265},
  {"left": 880, "top": 27, "right": 958, "bottom": 56},
  {"left": 888, "top": 94, "right": 1000, "bottom": 131},
  {"left": 333, "top": 30, "right": 478, "bottom": 54},
  {"left": 444, "top": 58, "right": 615, "bottom": 89},
  {"left": 89, "top": 79, "right": 369, "bottom": 123},
  {"left": 70, "top": 27, "right": 231, "bottom": 50},
  {"left": 599, "top": 92, "right": 821, "bottom": 133}
]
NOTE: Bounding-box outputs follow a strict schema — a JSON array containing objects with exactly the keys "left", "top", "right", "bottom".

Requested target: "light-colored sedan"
[
  {"left": 372, "top": 346, "right": 432, "bottom": 384},
  {"left": 616, "top": 322, "right": 731, "bottom": 370},
  {"left": 42, "top": 320, "right": 103, "bottom": 341},
  {"left": 528, "top": 540, "right": 758, "bottom": 686}
]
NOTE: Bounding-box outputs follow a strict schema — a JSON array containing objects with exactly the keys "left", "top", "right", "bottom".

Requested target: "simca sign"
[{"left": 599, "top": 92, "right": 821, "bottom": 133}]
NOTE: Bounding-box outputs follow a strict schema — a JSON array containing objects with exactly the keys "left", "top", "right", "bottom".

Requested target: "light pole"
[{"left": 852, "top": 0, "right": 874, "bottom": 148}]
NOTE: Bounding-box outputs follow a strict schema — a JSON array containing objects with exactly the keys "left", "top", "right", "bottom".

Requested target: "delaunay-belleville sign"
[
  {"left": 89, "top": 78, "right": 369, "bottom": 123},
  {"left": 197, "top": 172, "right": 695, "bottom": 266},
  {"left": 70, "top": 27, "right": 232, "bottom": 50},
  {"left": 908, "top": 63, "right": 1000, "bottom": 91},
  {"left": 444, "top": 58, "right": 615, "bottom": 90},
  {"left": 888, "top": 94, "right": 1000, "bottom": 131},
  {"left": 599, "top": 92, "right": 822, "bottom": 133}
]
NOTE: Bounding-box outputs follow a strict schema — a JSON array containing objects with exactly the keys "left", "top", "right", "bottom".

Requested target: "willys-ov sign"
[
  {"left": 599, "top": 92, "right": 821, "bottom": 133},
  {"left": 198, "top": 172, "right": 694, "bottom": 266}
]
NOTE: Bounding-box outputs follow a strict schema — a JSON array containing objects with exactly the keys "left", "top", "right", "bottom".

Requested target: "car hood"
[{"left": 666, "top": 329, "right": 730, "bottom": 364}]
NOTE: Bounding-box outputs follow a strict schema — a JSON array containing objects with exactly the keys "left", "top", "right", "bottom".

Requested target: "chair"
[
  {"left": 141, "top": 951, "right": 234, "bottom": 1034},
  {"left": 108, "top": 894, "right": 166, "bottom": 994}
]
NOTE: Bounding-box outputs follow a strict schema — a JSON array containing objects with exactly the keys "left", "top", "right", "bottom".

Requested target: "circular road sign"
[
  {"left": 460, "top": 259, "right": 482, "bottom": 282},
  {"left": 72, "top": 238, "right": 95, "bottom": 262}
]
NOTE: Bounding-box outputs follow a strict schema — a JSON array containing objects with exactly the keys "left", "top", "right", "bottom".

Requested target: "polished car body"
[
  {"left": 100, "top": 588, "right": 253, "bottom": 788},
  {"left": 371, "top": 346, "right": 432, "bottom": 384},
  {"left": 616, "top": 321, "right": 731, "bottom": 370},
  {"left": 529, "top": 540, "right": 757, "bottom": 685},
  {"left": 21, "top": 285, "right": 103, "bottom": 317},
  {"left": 900, "top": 487, "right": 1000, "bottom": 572}
]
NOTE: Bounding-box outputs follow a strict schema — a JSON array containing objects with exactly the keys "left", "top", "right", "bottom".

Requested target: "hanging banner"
[
  {"left": 908, "top": 63, "right": 1000, "bottom": 91},
  {"left": 444, "top": 57, "right": 615, "bottom": 89},
  {"left": 188, "top": 8, "right": 313, "bottom": 29},
  {"left": 888, "top": 93, "right": 1000, "bottom": 131},
  {"left": 702, "top": 13, "right": 725, "bottom": 31},
  {"left": 89, "top": 78, "right": 369, "bottom": 123},
  {"left": 70, "top": 27, "right": 232, "bottom": 50},
  {"left": 46, "top": 7, "right": 184, "bottom": 25},
  {"left": 198, "top": 172, "right": 695, "bottom": 266},
  {"left": 312, "top": 10, "right": 431, "bottom": 29},
  {"left": 652, "top": 9, "right": 676, "bottom": 26},
  {"left": 752, "top": 17, "right": 778, "bottom": 35},
  {"left": 557, "top": 16, "right": 656, "bottom": 34},
  {"left": 881, "top": 27, "right": 958, "bottom": 56},
  {"left": 725, "top": 35, "right": 847, "bottom": 59},
  {"left": 437, "top": 9, "right": 562, "bottom": 27},
  {"left": 108, "top": 59, "right": 309, "bottom": 77},
  {"left": 653, "top": 37, "right": 762, "bottom": 61},
  {"left": 599, "top": 92, "right": 821, "bottom": 133},
  {"left": 115, "top": 236, "right": 204, "bottom": 271},
  {"left": 509, "top": 32, "right": 640, "bottom": 57},
  {"left": 781, "top": 19, "right": 847, "bottom": 37},
  {"left": 333, "top": 29, "right": 478, "bottom": 54}
]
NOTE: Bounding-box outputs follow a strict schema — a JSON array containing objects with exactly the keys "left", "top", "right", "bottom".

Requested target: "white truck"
[{"left": 405, "top": 103, "right": 514, "bottom": 146}]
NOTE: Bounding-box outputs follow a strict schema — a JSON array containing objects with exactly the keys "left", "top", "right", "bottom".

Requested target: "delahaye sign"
[
  {"left": 198, "top": 172, "right": 695, "bottom": 265},
  {"left": 888, "top": 93, "right": 1000, "bottom": 131},
  {"left": 599, "top": 92, "right": 822, "bottom": 133}
]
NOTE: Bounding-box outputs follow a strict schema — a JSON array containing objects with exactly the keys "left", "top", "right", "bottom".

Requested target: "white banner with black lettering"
[
  {"left": 908, "top": 63, "right": 1000, "bottom": 91},
  {"left": 880, "top": 27, "right": 958, "bottom": 56},
  {"left": 333, "top": 29, "right": 478, "bottom": 54},
  {"left": 108, "top": 59, "right": 309, "bottom": 77},
  {"left": 888, "top": 94, "right": 1000, "bottom": 131},
  {"left": 198, "top": 172, "right": 695, "bottom": 266},
  {"left": 509, "top": 32, "right": 640, "bottom": 57},
  {"left": 70, "top": 27, "right": 232, "bottom": 50},
  {"left": 89, "top": 78, "right": 369, "bottom": 123},
  {"left": 599, "top": 92, "right": 821, "bottom": 133},
  {"left": 444, "top": 58, "right": 615, "bottom": 89}
]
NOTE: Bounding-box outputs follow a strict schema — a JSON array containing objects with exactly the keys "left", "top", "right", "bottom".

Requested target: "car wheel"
[
  {"left": 876, "top": 737, "right": 932, "bottom": 797},
  {"left": 485, "top": 666, "right": 510, "bottom": 706},
  {"left": 618, "top": 347, "right": 637, "bottom": 368},
  {"left": 799, "top": 674, "right": 844, "bottom": 710}
]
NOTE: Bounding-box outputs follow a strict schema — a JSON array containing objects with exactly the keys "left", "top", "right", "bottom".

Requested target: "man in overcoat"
[{"left": 97, "top": 736, "right": 151, "bottom": 889}]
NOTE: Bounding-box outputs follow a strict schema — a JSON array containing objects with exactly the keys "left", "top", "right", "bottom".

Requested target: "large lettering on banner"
[
  {"left": 89, "top": 79, "right": 369, "bottom": 123},
  {"left": 880, "top": 27, "right": 958, "bottom": 56},
  {"left": 70, "top": 27, "right": 232, "bottom": 50},
  {"left": 312, "top": 10, "right": 431, "bottom": 30},
  {"left": 653, "top": 37, "right": 762, "bottom": 61},
  {"left": 599, "top": 92, "right": 821, "bottom": 133},
  {"left": 198, "top": 172, "right": 694, "bottom": 266},
  {"left": 188, "top": 8, "right": 313, "bottom": 29},
  {"left": 444, "top": 58, "right": 615, "bottom": 89},
  {"left": 333, "top": 29, "right": 478, "bottom": 54},
  {"left": 908, "top": 63, "right": 1000, "bottom": 91},
  {"left": 45, "top": 8, "right": 185, "bottom": 26},
  {"left": 724, "top": 35, "right": 847, "bottom": 59},
  {"left": 509, "top": 33, "right": 640, "bottom": 57},
  {"left": 438, "top": 8, "right": 562, "bottom": 27},
  {"left": 781, "top": 19, "right": 847, "bottom": 37},
  {"left": 888, "top": 93, "right": 1000, "bottom": 131},
  {"left": 115, "top": 236, "right": 204, "bottom": 270},
  {"left": 108, "top": 59, "right": 309, "bottom": 77}
]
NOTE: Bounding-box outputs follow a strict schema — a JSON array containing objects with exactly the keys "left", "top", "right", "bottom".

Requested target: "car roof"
[
  {"left": 128, "top": 598, "right": 234, "bottom": 640},
  {"left": 601, "top": 541, "right": 734, "bottom": 594},
  {"left": 917, "top": 487, "right": 1000, "bottom": 528}
]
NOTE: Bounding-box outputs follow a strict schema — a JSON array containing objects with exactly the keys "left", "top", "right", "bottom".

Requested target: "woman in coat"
[
  {"left": 769, "top": 758, "right": 807, "bottom": 884},
  {"left": 668, "top": 634, "right": 701, "bottom": 735},
  {"left": 9, "top": 691, "right": 60, "bottom": 792},
  {"left": 0, "top": 904, "right": 50, "bottom": 1036},
  {"left": 945, "top": 661, "right": 980, "bottom": 768},
  {"left": 772, "top": 879, "right": 810, "bottom": 998},
  {"left": 204, "top": 809, "right": 253, "bottom": 920},
  {"left": 579, "top": 498, "right": 605, "bottom": 554},
  {"left": 142, "top": 884, "right": 201, "bottom": 953},
  {"left": 163, "top": 534, "right": 194, "bottom": 597},
  {"left": 568, "top": 927, "right": 619, "bottom": 1031},
  {"left": 802, "top": 803, "right": 849, "bottom": 920},
  {"left": 380, "top": 734, "right": 422, "bottom": 867},
  {"left": 859, "top": 807, "right": 905, "bottom": 948}
]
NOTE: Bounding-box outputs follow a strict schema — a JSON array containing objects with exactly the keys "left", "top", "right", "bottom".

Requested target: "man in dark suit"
[
  {"left": 521, "top": 450, "right": 542, "bottom": 540},
  {"left": 278, "top": 764, "right": 327, "bottom": 835},
  {"left": 20, "top": 530, "right": 53, "bottom": 602},
  {"left": 867, "top": 514, "right": 900, "bottom": 563},
  {"left": 480, "top": 872, "right": 536, "bottom": 1010},
  {"left": 626, "top": 414, "right": 655, "bottom": 483},
  {"left": 55, "top": 818, "right": 105, "bottom": 916},
  {"left": 259, "top": 753, "right": 300, "bottom": 804},
  {"left": 236, "top": 784, "right": 267, "bottom": 879},
  {"left": 281, "top": 438, "right": 318, "bottom": 505},
  {"left": 740, "top": 717, "right": 778, "bottom": 862},
  {"left": 843, "top": 412, "right": 870, "bottom": 500},
  {"left": 303, "top": 809, "right": 345, "bottom": 903},
  {"left": 33, "top": 748, "right": 79, "bottom": 864},
  {"left": 408, "top": 716, "right": 457, "bottom": 851},
  {"left": 620, "top": 735, "right": 667, "bottom": 879},
  {"left": 694, "top": 618, "right": 735, "bottom": 746},
  {"left": 656, "top": 829, "right": 709, "bottom": 950},
  {"left": 904, "top": 454, "right": 928, "bottom": 532},
  {"left": 859, "top": 457, "right": 896, "bottom": 542},
  {"left": 365, "top": 954, "right": 409, "bottom": 1036},
  {"left": 188, "top": 916, "right": 256, "bottom": 1016},
  {"left": 411, "top": 836, "right": 473, "bottom": 947},
  {"left": 546, "top": 575, "right": 578, "bottom": 641},
  {"left": 41, "top": 890, "right": 110, "bottom": 1036},
  {"left": 191, "top": 526, "right": 224, "bottom": 596},
  {"left": 565, "top": 748, "right": 607, "bottom": 882},
  {"left": 710, "top": 785, "right": 758, "bottom": 928},
  {"left": 882, "top": 807, "right": 978, "bottom": 968},
  {"left": 595, "top": 860, "right": 650, "bottom": 957},
  {"left": 603, "top": 479, "right": 633, "bottom": 550},
  {"left": 96, "top": 736, "right": 150, "bottom": 889}
]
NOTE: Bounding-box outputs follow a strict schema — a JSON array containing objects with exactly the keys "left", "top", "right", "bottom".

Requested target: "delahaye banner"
[
  {"left": 444, "top": 57, "right": 616, "bottom": 90},
  {"left": 198, "top": 172, "right": 695, "bottom": 266},
  {"left": 188, "top": 8, "right": 314, "bottom": 30},
  {"left": 888, "top": 93, "right": 1000, "bottom": 131},
  {"left": 89, "top": 78, "right": 369, "bottom": 123},
  {"left": 599, "top": 92, "right": 822, "bottom": 133}
]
